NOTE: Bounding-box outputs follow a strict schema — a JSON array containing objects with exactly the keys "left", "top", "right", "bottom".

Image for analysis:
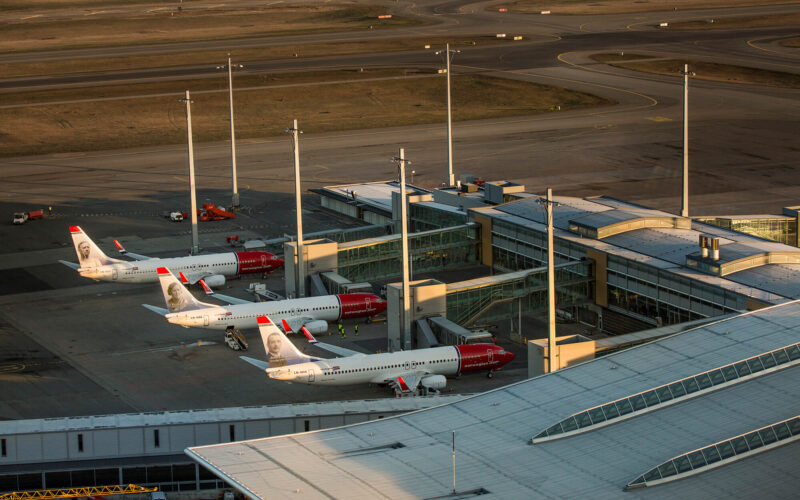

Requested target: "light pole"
[
  {"left": 179, "top": 90, "right": 200, "bottom": 255},
  {"left": 681, "top": 64, "right": 694, "bottom": 218},
  {"left": 435, "top": 43, "right": 460, "bottom": 187},
  {"left": 286, "top": 119, "right": 305, "bottom": 298},
  {"left": 391, "top": 149, "right": 412, "bottom": 351},
  {"left": 217, "top": 54, "right": 244, "bottom": 209},
  {"left": 539, "top": 188, "right": 559, "bottom": 372}
]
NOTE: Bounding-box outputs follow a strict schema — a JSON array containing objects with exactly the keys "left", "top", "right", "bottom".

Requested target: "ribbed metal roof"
[
  {"left": 186, "top": 302, "right": 800, "bottom": 499},
  {"left": 321, "top": 182, "right": 430, "bottom": 212}
]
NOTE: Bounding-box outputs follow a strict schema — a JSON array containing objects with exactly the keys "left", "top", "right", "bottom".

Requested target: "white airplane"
[
  {"left": 240, "top": 315, "right": 515, "bottom": 394},
  {"left": 144, "top": 267, "right": 386, "bottom": 335},
  {"left": 59, "top": 226, "right": 283, "bottom": 286}
]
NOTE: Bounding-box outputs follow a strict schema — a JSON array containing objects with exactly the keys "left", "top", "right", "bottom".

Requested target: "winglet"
[
  {"left": 397, "top": 376, "right": 410, "bottom": 392},
  {"left": 199, "top": 278, "right": 212, "bottom": 294},
  {"left": 281, "top": 318, "right": 293, "bottom": 333},
  {"left": 157, "top": 267, "right": 170, "bottom": 275},
  {"left": 114, "top": 239, "right": 125, "bottom": 253},
  {"left": 179, "top": 272, "right": 189, "bottom": 285},
  {"left": 301, "top": 326, "right": 317, "bottom": 343}
]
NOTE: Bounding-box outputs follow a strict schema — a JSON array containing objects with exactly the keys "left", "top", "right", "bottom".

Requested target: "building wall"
[
  {"left": 0, "top": 410, "right": 408, "bottom": 466},
  {"left": 486, "top": 216, "right": 752, "bottom": 331}
]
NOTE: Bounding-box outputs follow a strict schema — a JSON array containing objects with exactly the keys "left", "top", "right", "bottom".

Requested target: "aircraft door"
[
  {"left": 204, "top": 315, "right": 209, "bottom": 326},
  {"left": 111, "top": 269, "right": 118, "bottom": 281},
  {"left": 308, "top": 371, "right": 315, "bottom": 382},
  {"left": 487, "top": 349, "right": 494, "bottom": 364}
]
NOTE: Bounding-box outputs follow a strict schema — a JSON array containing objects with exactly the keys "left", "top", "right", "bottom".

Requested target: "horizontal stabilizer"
[
  {"left": 142, "top": 304, "right": 169, "bottom": 316},
  {"left": 240, "top": 356, "right": 271, "bottom": 371},
  {"left": 58, "top": 260, "right": 80, "bottom": 270}
]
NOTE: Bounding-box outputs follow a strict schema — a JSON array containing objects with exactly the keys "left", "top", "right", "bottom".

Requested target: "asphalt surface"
[{"left": 1, "top": 1, "right": 799, "bottom": 419}]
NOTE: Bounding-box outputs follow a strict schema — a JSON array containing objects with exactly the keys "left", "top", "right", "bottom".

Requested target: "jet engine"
[
  {"left": 203, "top": 274, "right": 226, "bottom": 287},
  {"left": 420, "top": 374, "right": 447, "bottom": 390},
  {"left": 303, "top": 320, "right": 329, "bottom": 335}
]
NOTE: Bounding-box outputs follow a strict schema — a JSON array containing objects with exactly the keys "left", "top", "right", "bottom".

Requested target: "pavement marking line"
[
  {"left": 20, "top": 14, "right": 43, "bottom": 20},
  {"left": 747, "top": 34, "right": 800, "bottom": 55},
  {"left": 112, "top": 340, "right": 217, "bottom": 356},
  {"left": 85, "top": 10, "right": 106, "bottom": 16},
  {"left": 0, "top": 363, "right": 25, "bottom": 373},
  {"left": 460, "top": 57, "right": 658, "bottom": 109},
  {"left": 647, "top": 116, "right": 672, "bottom": 122}
]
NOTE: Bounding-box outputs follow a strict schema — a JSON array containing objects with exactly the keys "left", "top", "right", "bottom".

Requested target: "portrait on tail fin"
[
  {"left": 69, "top": 226, "right": 116, "bottom": 268},
  {"left": 257, "top": 316, "right": 312, "bottom": 369},
  {"left": 156, "top": 267, "right": 207, "bottom": 313}
]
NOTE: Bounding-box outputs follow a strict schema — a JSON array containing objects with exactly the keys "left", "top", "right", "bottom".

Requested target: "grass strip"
[
  {"left": 0, "top": 71, "right": 613, "bottom": 157},
  {"left": 590, "top": 54, "right": 800, "bottom": 89},
  {"left": 491, "top": 0, "right": 800, "bottom": 15},
  {"left": 0, "top": 37, "right": 494, "bottom": 79},
  {"left": 665, "top": 13, "right": 800, "bottom": 30},
  {"left": 0, "top": 4, "right": 423, "bottom": 53}
]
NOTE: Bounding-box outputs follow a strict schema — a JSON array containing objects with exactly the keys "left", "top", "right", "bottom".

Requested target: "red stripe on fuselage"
[
  {"left": 337, "top": 293, "right": 386, "bottom": 319},
  {"left": 455, "top": 344, "right": 515, "bottom": 374},
  {"left": 235, "top": 251, "right": 284, "bottom": 275}
]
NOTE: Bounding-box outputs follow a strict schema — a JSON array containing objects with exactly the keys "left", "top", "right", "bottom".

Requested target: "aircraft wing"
[
  {"left": 114, "top": 239, "right": 150, "bottom": 261},
  {"left": 197, "top": 278, "right": 252, "bottom": 305},
  {"left": 180, "top": 270, "right": 208, "bottom": 285},
  {"left": 280, "top": 316, "right": 316, "bottom": 334},
  {"left": 59, "top": 260, "right": 80, "bottom": 270},
  {"left": 291, "top": 321, "right": 364, "bottom": 357},
  {"left": 384, "top": 372, "right": 427, "bottom": 393},
  {"left": 306, "top": 339, "right": 363, "bottom": 358}
]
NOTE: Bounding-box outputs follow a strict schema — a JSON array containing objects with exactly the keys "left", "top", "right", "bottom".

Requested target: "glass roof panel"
[
  {"left": 626, "top": 416, "right": 800, "bottom": 490},
  {"left": 532, "top": 343, "right": 800, "bottom": 444}
]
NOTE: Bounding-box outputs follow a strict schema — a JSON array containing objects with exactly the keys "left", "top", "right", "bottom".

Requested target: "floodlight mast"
[
  {"left": 391, "top": 149, "right": 412, "bottom": 350},
  {"left": 681, "top": 64, "right": 694, "bottom": 218},
  {"left": 222, "top": 54, "right": 244, "bottom": 209},
  {"left": 538, "top": 188, "right": 559, "bottom": 372},
  {"left": 286, "top": 120, "right": 305, "bottom": 298},
  {"left": 179, "top": 90, "right": 200, "bottom": 255},
  {"left": 435, "top": 43, "right": 460, "bottom": 187}
]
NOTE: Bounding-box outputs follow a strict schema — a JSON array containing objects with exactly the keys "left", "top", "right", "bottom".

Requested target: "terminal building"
[
  {"left": 187, "top": 300, "right": 800, "bottom": 499},
  {"left": 307, "top": 181, "right": 799, "bottom": 353}
]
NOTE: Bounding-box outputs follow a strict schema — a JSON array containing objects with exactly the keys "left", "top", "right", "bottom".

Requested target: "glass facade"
[
  {"left": 607, "top": 256, "right": 747, "bottom": 325},
  {"left": 337, "top": 224, "right": 480, "bottom": 283},
  {"left": 489, "top": 217, "right": 751, "bottom": 329},
  {"left": 696, "top": 217, "right": 798, "bottom": 247},
  {"left": 446, "top": 262, "right": 593, "bottom": 326},
  {"left": 410, "top": 203, "right": 468, "bottom": 232}
]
